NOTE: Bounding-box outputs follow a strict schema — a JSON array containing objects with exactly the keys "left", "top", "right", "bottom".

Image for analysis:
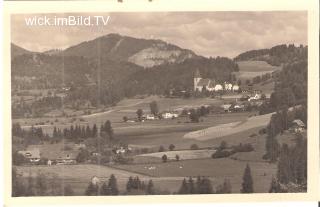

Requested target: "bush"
[
  {"left": 12, "top": 151, "right": 27, "bottom": 165},
  {"left": 190, "top": 144, "right": 199, "bottom": 150},
  {"left": 158, "top": 145, "right": 165, "bottom": 152},
  {"left": 233, "top": 143, "right": 254, "bottom": 152},
  {"left": 169, "top": 144, "right": 175, "bottom": 151},
  {"left": 218, "top": 141, "right": 228, "bottom": 151},
  {"left": 259, "top": 128, "right": 267, "bottom": 135},
  {"left": 175, "top": 154, "right": 180, "bottom": 161},
  {"left": 162, "top": 154, "right": 168, "bottom": 163},
  {"left": 212, "top": 150, "right": 235, "bottom": 159},
  {"left": 113, "top": 154, "right": 133, "bottom": 164}
]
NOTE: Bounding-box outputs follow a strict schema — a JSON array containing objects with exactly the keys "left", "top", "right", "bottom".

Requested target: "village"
[{"left": 12, "top": 63, "right": 308, "bottom": 196}]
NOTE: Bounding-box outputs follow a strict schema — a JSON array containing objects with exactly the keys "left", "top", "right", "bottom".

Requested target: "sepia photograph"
[{"left": 10, "top": 11, "right": 309, "bottom": 197}]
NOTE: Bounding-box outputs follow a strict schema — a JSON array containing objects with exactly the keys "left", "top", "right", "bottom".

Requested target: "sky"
[{"left": 11, "top": 11, "right": 307, "bottom": 58}]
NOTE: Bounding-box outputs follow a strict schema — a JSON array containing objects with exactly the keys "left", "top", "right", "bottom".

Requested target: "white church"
[{"left": 193, "top": 69, "right": 239, "bottom": 92}]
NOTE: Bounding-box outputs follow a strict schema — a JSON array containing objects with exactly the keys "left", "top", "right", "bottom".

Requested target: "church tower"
[{"left": 194, "top": 69, "right": 201, "bottom": 91}]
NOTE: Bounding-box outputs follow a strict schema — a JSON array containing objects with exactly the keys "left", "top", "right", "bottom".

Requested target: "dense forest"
[{"left": 234, "top": 44, "right": 307, "bottom": 66}]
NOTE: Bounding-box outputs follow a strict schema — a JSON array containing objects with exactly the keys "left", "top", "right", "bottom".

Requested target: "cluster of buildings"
[{"left": 193, "top": 69, "right": 239, "bottom": 92}]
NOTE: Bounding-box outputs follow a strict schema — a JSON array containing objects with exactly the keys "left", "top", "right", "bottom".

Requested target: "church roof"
[
  {"left": 194, "top": 69, "right": 201, "bottom": 78},
  {"left": 197, "top": 79, "right": 210, "bottom": 86}
]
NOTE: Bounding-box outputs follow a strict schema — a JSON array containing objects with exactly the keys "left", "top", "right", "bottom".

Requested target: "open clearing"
[
  {"left": 234, "top": 60, "right": 281, "bottom": 81},
  {"left": 136, "top": 149, "right": 216, "bottom": 161},
  {"left": 116, "top": 158, "right": 277, "bottom": 193},
  {"left": 183, "top": 112, "right": 274, "bottom": 141}
]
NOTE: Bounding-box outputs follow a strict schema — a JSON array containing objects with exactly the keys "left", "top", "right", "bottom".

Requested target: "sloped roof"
[
  {"left": 194, "top": 69, "right": 201, "bottom": 78},
  {"left": 18, "top": 149, "right": 40, "bottom": 159},
  {"left": 208, "top": 81, "right": 216, "bottom": 88},
  {"left": 197, "top": 78, "right": 211, "bottom": 86},
  {"left": 28, "top": 143, "right": 80, "bottom": 160},
  {"left": 292, "top": 119, "right": 305, "bottom": 127}
]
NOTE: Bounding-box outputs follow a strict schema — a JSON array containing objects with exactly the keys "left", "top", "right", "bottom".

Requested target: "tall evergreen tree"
[
  {"left": 92, "top": 124, "right": 98, "bottom": 138},
  {"left": 187, "top": 177, "right": 195, "bottom": 194},
  {"left": 108, "top": 174, "right": 119, "bottom": 195},
  {"left": 241, "top": 164, "right": 254, "bottom": 193},
  {"left": 85, "top": 182, "right": 99, "bottom": 196},
  {"left": 178, "top": 178, "right": 189, "bottom": 194},
  {"left": 104, "top": 120, "right": 114, "bottom": 140},
  {"left": 269, "top": 176, "right": 281, "bottom": 193},
  {"left": 126, "top": 176, "right": 134, "bottom": 192},
  {"left": 146, "top": 180, "right": 155, "bottom": 195},
  {"left": 215, "top": 179, "right": 232, "bottom": 194}
]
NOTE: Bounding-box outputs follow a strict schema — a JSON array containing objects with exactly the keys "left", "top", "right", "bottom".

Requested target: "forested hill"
[
  {"left": 123, "top": 56, "right": 239, "bottom": 96},
  {"left": 11, "top": 43, "right": 34, "bottom": 60},
  {"left": 234, "top": 44, "right": 307, "bottom": 66}
]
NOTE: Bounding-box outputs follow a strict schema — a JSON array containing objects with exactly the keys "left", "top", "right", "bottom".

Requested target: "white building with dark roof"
[{"left": 194, "top": 69, "right": 216, "bottom": 92}]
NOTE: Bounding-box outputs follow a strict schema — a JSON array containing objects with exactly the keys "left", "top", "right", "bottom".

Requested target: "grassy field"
[
  {"left": 234, "top": 60, "right": 280, "bottom": 81},
  {"left": 136, "top": 149, "right": 216, "bottom": 161},
  {"left": 116, "top": 158, "right": 277, "bottom": 193},
  {"left": 183, "top": 112, "right": 273, "bottom": 141},
  {"left": 14, "top": 95, "right": 281, "bottom": 194}
]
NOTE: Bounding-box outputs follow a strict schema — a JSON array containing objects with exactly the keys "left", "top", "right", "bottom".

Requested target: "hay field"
[
  {"left": 136, "top": 149, "right": 216, "bottom": 161},
  {"left": 183, "top": 112, "right": 274, "bottom": 141}
]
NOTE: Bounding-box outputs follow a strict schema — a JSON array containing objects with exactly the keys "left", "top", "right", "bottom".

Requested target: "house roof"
[
  {"left": 292, "top": 119, "right": 305, "bottom": 127},
  {"left": 197, "top": 78, "right": 211, "bottom": 86},
  {"left": 18, "top": 149, "right": 40, "bottom": 159},
  {"left": 28, "top": 143, "right": 80, "bottom": 160},
  {"left": 194, "top": 69, "right": 201, "bottom": 78},
  {"left": 208, "top": 81, "right": 216, "bottom": 88}
]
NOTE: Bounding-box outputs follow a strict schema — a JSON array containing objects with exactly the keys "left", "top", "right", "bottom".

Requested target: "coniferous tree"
[
  {"left": 92, "top": 124, "right": 98, "bottom": 138},
  {"left": 241, "top": 164, "right": 254, "bottom": 193},
  {"left": 126, "top": 176, "right": 134, "bottom": 192},
  {"left": 269, "top": 176, "right": 281, "bottom": 193},
  {"left": 85, "top": 182, "right": 99, "bottom": 196},
  {"left": 85, "top": 125, "right": 91, "bottom": 138},
  {"left": 149, "top": 101, "right": 159, "bottom": 116},
  {"left": 178, "top": 178, "right": 189, "bottom": 194},
  {"left": 146, "top": 180, "right": 155, "bottom": 195},
  {"left": 277, "top": 144, "right": 291, "bottom": 184},
  {"left": 216, "top": 179, "right": 232, "bottom": 194},
  {"left": 63, "top": 185, "right": 74, "bottom": 196},
  {"left": 100, "top": 182, "right": 110, "bottom": 195},
  {"left": 187, "top": 177, "right": 195, "bottom": 194},
  {"left": 104, "top": 120, "right": 114, "bottom": 140},
  {"left": 107, "top": 174, "right": 119, "bottom": 195}
]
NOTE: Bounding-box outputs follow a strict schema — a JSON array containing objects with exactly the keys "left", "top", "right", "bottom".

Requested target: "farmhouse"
[
  {"left": 161, "top": 112, "right": 179, "bottom": 119},
  {"left": 18, "top": 149, "right": 41, "bottom": 163},
  {"left": 194, "top": 69, "right": 216, "bottom": 92},
  {"left": 193, "top": 69, "right": 236, "bottom": 92},
  {"left": 291, "top": 119, "right": 306, "bottom": 133},
  {"left": 27, "top": 143, "right": 80, "bottom": 165}
]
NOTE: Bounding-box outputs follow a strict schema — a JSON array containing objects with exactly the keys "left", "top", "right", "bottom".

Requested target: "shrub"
[
  {"left": 212, "top": 150, "right": 235, "bottom": 159},
  {"left": 113, "top": 154, "right": 133, "bottom": 164},
  {"left": 190, "top": 144, "right": 199, "bottom": 150},
  {"left": 162, "top": 154, "right": 168, "bottom": 163},
  {"left": 259, "top": 128, "right": 267, "bottom": 135},
  {"left": 158, "top": 145, "right": 165, "bottom": 152},
  {"left": 169, "top": 144, "right": 175, "bottom": 151},
  {"left": 233, "top": 143, "right": 254, "bottom": 152},
  {"left": 175, "top": 154, "right": 180, "bottom": 161}
]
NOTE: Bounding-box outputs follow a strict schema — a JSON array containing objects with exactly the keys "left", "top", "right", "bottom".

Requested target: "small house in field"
[
  {"left": 161, "top": 112, "right": 179, "bottom": 119},
  {"left": 18, "top": 149, "right": 41, "bottom": 163},
  {"left": 146, "top": 114, "right": 155, "bottom": 120},
  {"left": 224, "top": 82, "right": 233, "bottom": 91},
  {"left": 232, "top": 85, "right": 240, "bottom": 92},
  {"left": 28, "top": 143, "right": 79, "bottom": 165},
  {"left": 214, "top": 84, "right": 223, "bottom": 91},
  {"left": 291, "top": 119, "right": 306, "bottom": 133},
  {"left": 221, "top": 104, "right": 232, "bottom": 112}
]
